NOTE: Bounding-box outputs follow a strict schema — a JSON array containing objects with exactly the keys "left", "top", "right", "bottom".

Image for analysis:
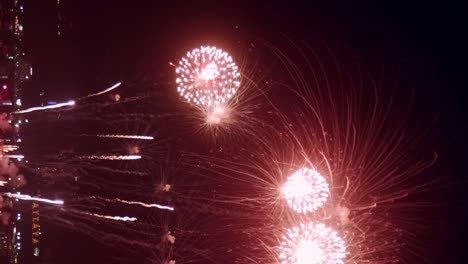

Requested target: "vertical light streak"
[
  {"left": 79, "top": 211, "right": 137, "bottom": 222},
  {"left": 14, "top": 100, "right": 75, "bottom": 114},
  {"left": 84, "top": 82, "right": 122, "bottom": 98},
  {"left": 79, "top": 155, "right": 142, "bottom": 160},
  {"left": 84, "top": 134, "right": 154, "bottom": 140},
  {"left": 3, "top": 193, "right": 64, "bottom": 205},
  {"left": 4, "top": 154, "right": 25, "bottom": 160},
  {"left": 91, "top": 196, "right": 174, "bottom": 211}
]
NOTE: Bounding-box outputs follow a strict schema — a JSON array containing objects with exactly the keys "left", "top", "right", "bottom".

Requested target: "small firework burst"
[
  {"left": 279, "top": 222, "right": 346, "bottom": 264},
  {"left": 282, "top": 167, "right": 329, "bottom": 214},
  {"left": 175, "top": 46, "right": 241, "bottom": 107}
]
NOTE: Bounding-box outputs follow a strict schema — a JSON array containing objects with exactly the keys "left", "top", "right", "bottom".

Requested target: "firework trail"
[
  {"left": 171, "top": 44, "right": 272, "bottom": 143},
  {"left": 90, "top": 196, "right": 174, "bottom": 211},
  {"left": 83, "top": 163, "right": 148, "bottom": 176},
  {"left": 0, "top": 181, "right": 6, "bottom": 186},
  {"left": 3, "top": 192, "right": 64, "bottom": 205},
  {"left": 4, "top": 154, "right": 24, "bottom": 160},
  {"left": 0, "top": 145, "right": 19, "bottom": 152},
  {"left": 79, "top": 155, "right": 142, "bottom": 160},
  {"left": 83, "top": 82, "right": 122, "bottom": 99},
  {"left": 81, "top": 134, "right": 154, "bottom": 140},
  {"left": 11, "top": 82, "right": 120, "bottom": 116},
  {"left": 75, "top": 210, "right": 137, "bottom": 222},
  {"left": 14, "top": 100, "right": 75, "bottom": 114}
]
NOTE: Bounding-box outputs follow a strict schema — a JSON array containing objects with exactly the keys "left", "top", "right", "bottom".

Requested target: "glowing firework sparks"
[
  {"left": 3, "top": 192, "right": 64, "bottom": 205},
  {"left": 4, "top": 154, "right": 24, "bottom": 160},
  {"left": 112, "top": 198, "right": 173, "bottom": 211},
  {"left": 282, "top": 167, "right": 329, "bottom": 214},
  {"left": 14, "top": 100, "right": 75, "bottom": 114},
  {"left": 78, "top": 211, "right": 137, "bottom": 222},
  {"left": 175, "top": 46, "right": 241, "bottom": 107},
  {"left": 92, "top": 196, "right": 174, "bottom": 211},
  {"left": 84, "top": 82, "right": 122, "bottom": 98},
  {"left": 80, "top": 155, "right": 142, "bottom": 160},
  {"left": 0, "top": 145, "right": 19, "bottom": 152},
  {"left": 279, "top": 222, "right": 346, "bottom": 264},
  {"left": 84, "top": 134, "right": 154, "bottom": 140},
  {"left": 0, "top": 181, "right": 6, "bottom": 186}
]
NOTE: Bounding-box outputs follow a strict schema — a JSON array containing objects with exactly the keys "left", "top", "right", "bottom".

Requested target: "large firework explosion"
[
  {"left": 0, "top": 38, "right": 444, "bottom": 264},
  {"left": 172, "top": 41, "right": 441, "bottom": 263}
]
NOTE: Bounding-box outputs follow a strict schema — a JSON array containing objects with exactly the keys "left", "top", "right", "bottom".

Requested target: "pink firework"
[
  {"left": 282, "top": 167, "right": 329, "bottom": 213},
  {"left": 175, "top": 46, "right": 241, "bottom": 107},
  {"left": 279, "top": 222, "right": 346, "bottom": 264}
]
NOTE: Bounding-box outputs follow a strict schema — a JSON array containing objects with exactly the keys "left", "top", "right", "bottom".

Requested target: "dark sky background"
[{"left": 17, "top": 0, "right": 467, "bottom": 263}]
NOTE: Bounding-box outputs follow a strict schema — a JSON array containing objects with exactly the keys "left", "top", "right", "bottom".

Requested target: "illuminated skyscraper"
[{"left": 0, "top": 0, "right": 32, "bottom": 263}]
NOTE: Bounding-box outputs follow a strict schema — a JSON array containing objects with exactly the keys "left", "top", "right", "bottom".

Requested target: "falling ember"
[
  {"left": 14, "top": 100, "right": 75, "bottom": 114},
  {"left": 84, "top": 82, "right": 122, "bottom": 98},
  {"left": 282, "top": 167, "right": 329, "bottom": 214},
  {"left": 3, "top": 193, "right": 64, "bottom": 205},
  {"left": 175, "top": 46, "right": 241, "bottom": 107},
  {"left": 86, "top": 134, "right": 154, "bottom": 140},
  {"left": 279, "top": 222, "right": 346, "bottom": 264},
  {"left": 80, "top": 155, "right": 142, "bottom": 160}
]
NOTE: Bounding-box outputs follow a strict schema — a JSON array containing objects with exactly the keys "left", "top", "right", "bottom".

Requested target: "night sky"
[{"left": 17, "top": 0, "right": 468, "bottom": 263}]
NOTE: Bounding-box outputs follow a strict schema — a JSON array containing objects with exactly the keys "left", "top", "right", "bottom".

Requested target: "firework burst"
[
  {"left": 279, "top": 221, "right": 346, "bottom": 264},
  {"left": 172, "top": 44, "right": 272, "bottom": 146},
  {"left": 175, "top": 46, "right": 241, "bottom": 107},
  {"left": 174, "top": 45, "right": 244, "bottom": 136},
  {"left": 282, "top": 167, "right": 329, "bottom": 214}
]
